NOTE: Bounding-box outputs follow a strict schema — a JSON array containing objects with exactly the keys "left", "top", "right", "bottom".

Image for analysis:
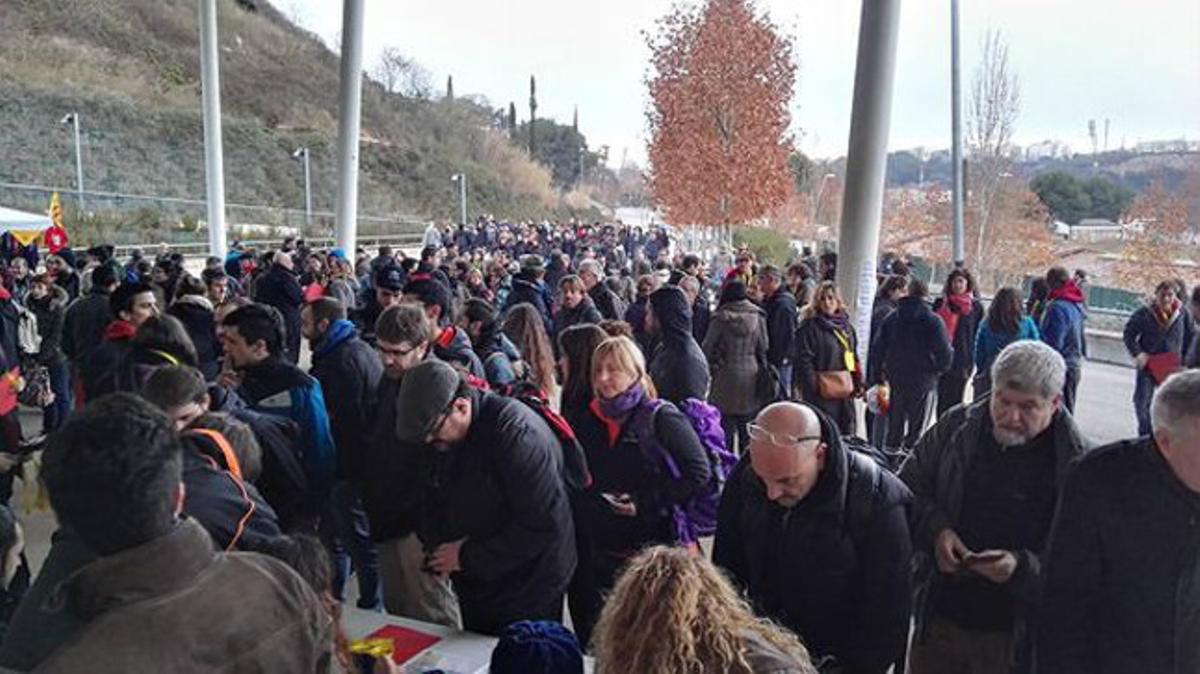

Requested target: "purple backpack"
[{"left": 636, "top": 398, "right": 738, "bottom": 544}]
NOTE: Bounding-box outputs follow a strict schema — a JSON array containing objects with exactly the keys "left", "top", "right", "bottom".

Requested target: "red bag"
[
  {"left": 0, "top": 367, "right": 21, "bottom": 416},
  {"left": 1146, "top": 352, "right": 1182, "bottom": 385}
]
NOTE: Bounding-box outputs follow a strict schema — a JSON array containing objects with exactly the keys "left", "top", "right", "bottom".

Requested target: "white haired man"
[
  {"left": 1038, "top": 369, "right": 1200, "bottom": 674},
  {"left": 901, "top": 341, "right": 1088, "bottom": 674}
]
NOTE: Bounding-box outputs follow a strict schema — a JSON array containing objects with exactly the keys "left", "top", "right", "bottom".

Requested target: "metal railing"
[{"left": 0, "top": 181, "right": 430, "bottom": 246}]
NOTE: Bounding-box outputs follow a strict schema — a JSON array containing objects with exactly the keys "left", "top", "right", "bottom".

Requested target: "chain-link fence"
[{"left": 0, "top": 181, "right": 429, "bottom": 247}]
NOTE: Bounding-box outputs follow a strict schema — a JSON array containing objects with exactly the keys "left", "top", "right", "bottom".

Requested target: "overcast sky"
[{"left": 285, "top": 0, "right": 1200, "bottom": 166}]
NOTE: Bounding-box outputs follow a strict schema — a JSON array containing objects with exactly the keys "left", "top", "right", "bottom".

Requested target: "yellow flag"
[{"left": 49, "top": 192, "right": 64, "bottom": 228}]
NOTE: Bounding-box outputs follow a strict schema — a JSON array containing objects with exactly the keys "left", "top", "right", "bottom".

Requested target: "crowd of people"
[{"left": 0, "top": 215, "right": 1194, "bottom": 673}]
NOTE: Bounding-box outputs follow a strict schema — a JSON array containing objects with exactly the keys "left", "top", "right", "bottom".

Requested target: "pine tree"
[{"left": 528, "top": 75, "right": 538, "bottom": 157}]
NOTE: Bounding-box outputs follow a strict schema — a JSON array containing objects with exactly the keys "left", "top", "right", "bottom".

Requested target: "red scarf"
[
  {"left": 103, "top": 320, "right": 137, "bottom": 342},
  {"left": 936, "top": 293, "right": 974, "bottom": 342}
]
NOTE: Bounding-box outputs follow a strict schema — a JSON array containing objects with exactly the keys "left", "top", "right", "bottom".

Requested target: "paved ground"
[{"left": 10, "top": 359, "right": 1140, "bottom": 579}]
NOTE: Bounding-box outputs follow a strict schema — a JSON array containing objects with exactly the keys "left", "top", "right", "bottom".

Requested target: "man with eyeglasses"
[
  {"left": 900, "top": 341, "right": 1088, "bottom": 674},
  {"left": 359, "top": 304, "right": 462, "bottom": 628},
  {"left": 713, "top": 401, "right": 914, "bottom": 674},
  {"left": 393, "top": 359, "right": 576, "bottom": 637}
]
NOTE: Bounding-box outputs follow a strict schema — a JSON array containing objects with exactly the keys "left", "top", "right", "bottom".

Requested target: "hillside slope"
[{"left": 0, "top": 0, "right": 570, "bottom": 239}]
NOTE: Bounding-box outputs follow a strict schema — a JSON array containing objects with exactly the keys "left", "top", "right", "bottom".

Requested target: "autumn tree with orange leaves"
[
  {"left": 645, "top": 0, "right": 795, "bottom": 226},
  {"left": 1116, "top": 180, "right": 1197, "bottom": 290}
]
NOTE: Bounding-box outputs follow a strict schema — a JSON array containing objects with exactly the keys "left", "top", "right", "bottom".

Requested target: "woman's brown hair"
[{"left": 502, "top": 303, "right": 559, "bottom": 395}]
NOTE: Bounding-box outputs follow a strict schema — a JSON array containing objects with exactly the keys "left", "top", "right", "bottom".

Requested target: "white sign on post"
[{"left": 853, "top": 256, "right": 878, "bottom": 371}]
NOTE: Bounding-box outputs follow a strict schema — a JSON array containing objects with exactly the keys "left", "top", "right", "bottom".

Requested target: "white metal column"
[
  {"left": 199, "top": 0, "right": 227, "bottom": 257},
  {"left": 334, "top": 0, "right": 366, "bottom": 253}
]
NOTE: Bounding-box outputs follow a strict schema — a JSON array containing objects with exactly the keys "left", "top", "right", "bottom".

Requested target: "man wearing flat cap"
[{"left": 397, "top": 359, "right": 576, "bottom": 636}]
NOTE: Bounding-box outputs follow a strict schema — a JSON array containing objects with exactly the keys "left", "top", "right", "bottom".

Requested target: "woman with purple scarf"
[
  {"left": 569, "top": 335, "right": 710, "bottom": 647},
  {"left": 794, "top": 281, "right": 863, "bottom": 435}
]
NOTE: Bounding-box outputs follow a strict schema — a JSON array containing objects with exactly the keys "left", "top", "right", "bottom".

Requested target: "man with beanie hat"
[
  {"left": 490, "top": 621, "right": 584, "bottom": 674},
  {"left": 353, "top": 263, "right": 406, "bottom": 346},
  {"left": 396, "top": 360, "right": 576, "bottom": 636},
  {"left": 504, "top": 255, "right": 553, "bottom": 334},
  {"left": 646, "top": 285, "right": 711, "bottom": 403}
]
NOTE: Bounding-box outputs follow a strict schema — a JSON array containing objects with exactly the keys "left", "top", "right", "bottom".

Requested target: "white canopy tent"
[{"left": 0, "top": 206, "right": 52, "bottom": 232}]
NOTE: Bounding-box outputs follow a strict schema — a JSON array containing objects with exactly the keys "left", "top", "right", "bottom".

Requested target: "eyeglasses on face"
[{"left": 747, "top": 423, "right": 821, "bottom": 448}]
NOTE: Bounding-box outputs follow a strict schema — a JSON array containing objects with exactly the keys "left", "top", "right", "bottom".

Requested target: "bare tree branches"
[
  {"left": 966, "top": 28, "right": 1022, "bottom": 271},
  {"left": 371, "top": 47, "right": 433, "bottom": 100}
]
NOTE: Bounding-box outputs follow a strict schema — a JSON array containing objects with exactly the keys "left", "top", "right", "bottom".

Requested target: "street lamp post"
[
  {"left": 292, "top": 147, "right": 312, "bottom": 230},
  {"left": 450, "top": 173, "right": 467, "bottom": 225},
  {"left": 950, "top": 0, "right": 965, "bottom": 266},
  {"left": 198, "top": 0, "right": 228, "bottom": 257},
  {"left": 61, "top": 113, "right": 84, "bottom": 212}
]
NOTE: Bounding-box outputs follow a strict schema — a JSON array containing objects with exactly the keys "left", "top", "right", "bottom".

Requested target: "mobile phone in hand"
[{"left": 965, "top": 550, "right": 1007, "bottom": 565}]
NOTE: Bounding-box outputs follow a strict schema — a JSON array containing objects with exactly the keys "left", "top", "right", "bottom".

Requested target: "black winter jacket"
[
  {"left": 310, "top": 321, "right": 383, "bottom": 483},
  {"left": 1038, "top": 437, "right": 1200, "bottom": 674},
  {"left": 253, "top": 264, "right": 304, "bottom": 361},
  {"left": 360, "top": 376, "right": 424, "bottom": 543},
  {"left": 870, "top": 296, "right": 953, "bottom": 392},
  {"left": 899, "top": 398, "right": 1087, "bottom": 669},
  {"left": 572, "top": 398, "right": 710, "bottom": 552},
  {"left": 418, "top": 388, "right": 576, "bottom": 634},
  {"left": 589, "top": 282, "right": 625, "bottom": 322},
  {"left": 167, "top": 296, "right": 220, "bottom": 380},
  {"left": 554, "top": 296, "right": 602, "bottom": 337},
  {"left": 794, "top": 314, "right": 859, "bottom": 435},
  {"left": 207, "top": 386, "right": 309, "bottom": 532},
  {"left": 28, "top": 286, "right": 69, "bottom": 366},
  {"left": 762, "top": 288, "right": 798, "bottom": 368},
  {"left": 648, "top": 287, "right": 711, "bottom": 403},
  {"left": 180, "top": 436, "right": 282, "bottom": 552},
  {"left": 713, "top": 410, "right": 914, "bottom": 674},
  {"left": 61, "top": 288, "right": 113, "bottom": 364},
  {"left": 505, "top": 274, "right": 552, "bottom": 334},
  {"left": 78, "top": 321, "right": 134, "bottom": 401}
]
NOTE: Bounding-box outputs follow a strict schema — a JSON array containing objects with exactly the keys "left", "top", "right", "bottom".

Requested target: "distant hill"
[
  {"left": 882, "top": 147, "right": 1199, "bottom": 194},
  {"left": 0, "top": 0, "right": 589, "bottom": 242}
]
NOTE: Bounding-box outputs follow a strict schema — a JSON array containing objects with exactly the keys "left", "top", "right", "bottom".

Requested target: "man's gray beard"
[{"left": 992, "top": 427, "right": 1029, "bottom": 448}]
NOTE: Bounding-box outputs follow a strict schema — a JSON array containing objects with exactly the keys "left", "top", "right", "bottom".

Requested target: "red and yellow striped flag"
[{"left": 49, "top": 192, "right": 64, "bottom": 228}]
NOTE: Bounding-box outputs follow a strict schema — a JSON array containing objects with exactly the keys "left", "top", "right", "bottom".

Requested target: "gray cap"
[{"left": 395, "top": 359, "right": 464, "bottom": 443}]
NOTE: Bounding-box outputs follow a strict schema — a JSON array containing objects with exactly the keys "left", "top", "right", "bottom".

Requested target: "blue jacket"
[
  {"left": 237, "top": 357, "right": 337, "bottom": 508},
  {"left": 1040, "top": 298, "right": 1086, "bottom": 367},
  {"left": 1122, "top": 304, "right": 1193, "bottom": 360},
  {"left": 974, "top": 316, "right": 1040, "bottom": 377}
]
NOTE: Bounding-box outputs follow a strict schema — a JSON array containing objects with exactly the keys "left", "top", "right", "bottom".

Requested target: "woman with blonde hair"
[
  {"left": 794, "top": 281, "right": 862, "bottom": 435},
  {"left": 592, "top": 546, "right": 815, "bottom": 674},
  {"left": 569, "top": 336, "right": 710, "bottom": 646}
]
